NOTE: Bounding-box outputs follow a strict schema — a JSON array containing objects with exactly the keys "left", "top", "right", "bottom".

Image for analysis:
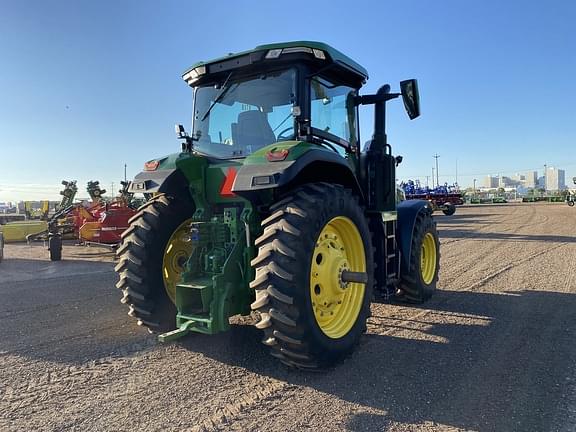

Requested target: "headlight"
[{"left": 183, "top": 65, "right": 207, "bottom": 85}]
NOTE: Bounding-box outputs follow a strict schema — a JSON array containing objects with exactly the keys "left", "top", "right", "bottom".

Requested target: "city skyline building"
[
  {"left": 545, "top": 167, "right": 565, "bottom": 191},
  {"left": 480, "top": 167, "right": 565, "bottom": 191}
]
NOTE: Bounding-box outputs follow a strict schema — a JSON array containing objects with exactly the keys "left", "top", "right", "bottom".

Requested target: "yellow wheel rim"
[
  {"left": 310, "top": 216, "right": 366, "bottom": 339},
  {"left": 420, "top": 232, "right": 437, "bottom": 285},
  {"left": 162, "top": 218, "right": 194, "bottom": 303}
]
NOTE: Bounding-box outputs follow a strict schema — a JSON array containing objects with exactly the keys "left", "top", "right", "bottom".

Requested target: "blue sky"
[{"left": 0, "top": 0, "right": 574, "bottom": 201}]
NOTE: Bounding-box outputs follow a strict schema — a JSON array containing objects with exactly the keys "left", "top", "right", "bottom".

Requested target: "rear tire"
[
  {"left": 568, "top": 201, "right": 574, "bottom": 207},
  {"left": 442, "top": 202, "right": 456, "bottom": 215},
  {"left": 115, "top": 194, "right": 194, "bottom": 333},
  {"left": 251, "top": 183, "right": 374, "bottom": 369},
  {"left": 48, "top": 235, "right": 62, "bottom": 261},
  {"left": 398, "top": 209, "right": 440, "bottom": 302}
]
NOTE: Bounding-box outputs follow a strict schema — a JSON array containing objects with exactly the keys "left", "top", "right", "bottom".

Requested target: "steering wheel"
[{"left": 276, "top": 127, "right": 295, "bottom": 141}]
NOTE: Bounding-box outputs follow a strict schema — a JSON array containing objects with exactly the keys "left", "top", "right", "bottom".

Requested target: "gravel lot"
[{"left": 1, "top": 203, "right": 575, "bottom": 432}]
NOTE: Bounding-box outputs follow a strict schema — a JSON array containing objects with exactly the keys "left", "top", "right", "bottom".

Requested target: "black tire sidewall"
[
  {"left": 413, "top": 216, "right": 440, "bottom": 294},
  {"left": 117, "top": 195, "right": 194, "bottom": 332},
  {"left": 148, "top": 209, "right": 191, "bottom": 305},
  {"left": 443, "top": 203, "right": 456, "bottom": 215},
  {"left": 49, "top": 235, "right": 62, "bottom": 261},
  {"left": 139, "top": 198, "right": 194, "bottom": 326},
  {"left": 297, "top": 192, "right": 374, "bottom": 358}
]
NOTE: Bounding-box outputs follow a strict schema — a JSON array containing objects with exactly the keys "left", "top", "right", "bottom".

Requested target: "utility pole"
[
  {"left": 455, "top": 158, "right": 458, "bottom": 185},
  {"left": 473, "top": 178, "right": 477, "bottom": 197},
  {"left": 544, "top": 163, "right": 547, "bottom": 191},
  {"left": 425, "top": 175, "right": 429, "bottom": 188},
  {"left": 111, "top": 182, "right": 115, "bottom": 197},
  {"left": 124, "top": 164, "right": 127, "bottom": 183},
  {"left": 432, "top": 167, "right": 435, "bottom": 188},
  {"left": 433, "top": 154, "right": 440, "bottom": 187}
]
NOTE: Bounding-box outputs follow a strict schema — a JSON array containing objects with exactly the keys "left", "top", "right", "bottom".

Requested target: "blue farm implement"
[{"left": 401, "top": 180, "right": 464, "bottom": 216}]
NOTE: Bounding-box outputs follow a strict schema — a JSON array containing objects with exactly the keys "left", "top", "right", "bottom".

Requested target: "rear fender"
[
  {"left": 232, "top": 147, "right": 363, "bottom": 201},
  {"left": 397, "top": 200, "right": 433, "bottom": 274},
  {"left": 129, "top": 169, "right": 190, "bottom": 198}
]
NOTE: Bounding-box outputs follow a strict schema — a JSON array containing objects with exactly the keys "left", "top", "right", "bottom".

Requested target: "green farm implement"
[
  {"left": 116, "top": 41, "right": 440, "bottom": 369},
  {"left": 568, "top": 177, "right": 576, "bottom": 207}
]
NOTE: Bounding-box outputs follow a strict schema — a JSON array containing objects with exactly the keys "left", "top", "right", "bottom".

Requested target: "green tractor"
[{"left": 116, "top": 41, "right": 440, "bottom": 369}]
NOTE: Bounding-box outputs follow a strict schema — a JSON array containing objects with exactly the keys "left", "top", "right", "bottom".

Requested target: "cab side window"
[{"left": 310, "top": 77, "right": 357, "bottom": 147}]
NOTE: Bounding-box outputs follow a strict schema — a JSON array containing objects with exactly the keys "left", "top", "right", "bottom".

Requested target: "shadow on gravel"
[
  {"left": 434, "top": 215, "right": 496, "bottom": 225},
  {"left": 0, "top": 267, "right": 151, "bottom": 365},
  {"left": 439, "top": 230, "right": 576, "bottom": 243},
  {"left": 180, "top": 289, "right": 576, "bottom": 432},
  {"left": 435, "top": 213, "right": 502, "bottom": 220}
]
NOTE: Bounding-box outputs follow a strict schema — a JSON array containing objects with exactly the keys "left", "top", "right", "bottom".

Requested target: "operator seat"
[{"left": 234, "top": 110, "right": 276, "bottom": 152}]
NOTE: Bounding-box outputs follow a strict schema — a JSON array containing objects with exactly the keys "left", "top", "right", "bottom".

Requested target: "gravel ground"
[{"left": 0, "top": 203, "right": 574, "bottom": 432}]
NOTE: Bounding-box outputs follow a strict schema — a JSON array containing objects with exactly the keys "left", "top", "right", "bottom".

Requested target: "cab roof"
[{"left": 182, "top": 41, "right": 369, "bottom": 85}]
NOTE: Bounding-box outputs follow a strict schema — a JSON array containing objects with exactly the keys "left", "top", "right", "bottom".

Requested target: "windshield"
[{"left": 192, "top": 69, "right": 297, "bottom": 158}]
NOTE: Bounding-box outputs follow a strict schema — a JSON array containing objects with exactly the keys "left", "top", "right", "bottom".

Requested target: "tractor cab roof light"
[
  {"left": 183, "top": 65, "right": 206, "bottom": 85},
  {"left": 282, "top": 47, "right": 313, "bottom": 55},
  {"left": 312, "top": 49, "right": 326, "bottom": 60},
  {"left": 264, "top": 47, "right": 326, "bottom": 60},
  {"left": 265, "top": 49, "right": 283, "bottom": 59}
]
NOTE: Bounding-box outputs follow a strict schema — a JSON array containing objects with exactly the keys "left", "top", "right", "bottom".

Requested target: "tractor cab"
[{"left": 182, "top": 42, "right": 368, "bottom": 159}]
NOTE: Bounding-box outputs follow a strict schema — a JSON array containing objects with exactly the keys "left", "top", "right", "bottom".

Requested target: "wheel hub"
[
  {"left": 162, "top": 218, "right": 194, "bottom": 303},
  {"left": 310, "top": 216, "right": 366, "bottom": 339},
  {"left": 420, "top": 232, "right": 437, "bottom": 285}
]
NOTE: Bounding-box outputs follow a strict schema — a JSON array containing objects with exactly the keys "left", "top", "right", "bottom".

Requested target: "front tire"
[
  {"left": 250, "top": 183, "right": 374, "bottom": 369},
  {"left": 398, "top": 209, "right": 440, "bottom": 302},
  {"left": 568, "top": 200, "right": 574, "bottom": 207},
  {"left": 115, "top": 194, "right": 194, "bottom": 333}
]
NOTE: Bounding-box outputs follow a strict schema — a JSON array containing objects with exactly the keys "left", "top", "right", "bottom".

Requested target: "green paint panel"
[{"left": 243, "top": 140, "right": 328, "bottom": 165}]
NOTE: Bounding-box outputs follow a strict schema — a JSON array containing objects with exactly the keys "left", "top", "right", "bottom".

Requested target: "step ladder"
[{"left": 382, "top": 219, "right": 400, "bottom": 300}]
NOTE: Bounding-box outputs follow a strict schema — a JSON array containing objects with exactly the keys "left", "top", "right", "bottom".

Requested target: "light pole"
[
  {"left": 455, "top": 158, "right": 458, "bottom": 185},
  {"left": 433, "top": 154, "right": 440, "bottom": 187},
  {"left": 432, "top": 167, "right": 435, "bottom": 188},
  {"left": 473, "top": 178, "right": 477, "bottom": 198}
]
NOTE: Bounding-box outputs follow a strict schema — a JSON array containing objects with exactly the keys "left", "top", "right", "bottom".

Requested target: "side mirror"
[
  {"left": 400, "top": 79, "right": 420, "bottom": 120},
  {"left": 175, "top": 124, "right": 188, "bottom": 139},
  {"left": 395, "top": 155, "right": 403, "bottom": 166}
]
